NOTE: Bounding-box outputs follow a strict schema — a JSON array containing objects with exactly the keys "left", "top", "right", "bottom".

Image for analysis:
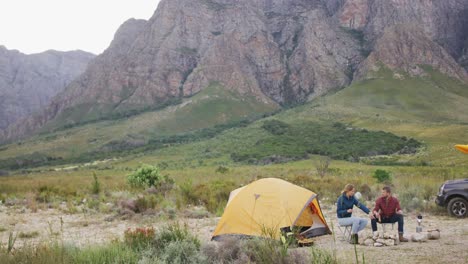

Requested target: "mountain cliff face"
[
  {"left": 2, "top": 0, "right": 468, "bottom": 142},
  {"left": 0, "top": 46, "right": 94, "bottom": 130}
]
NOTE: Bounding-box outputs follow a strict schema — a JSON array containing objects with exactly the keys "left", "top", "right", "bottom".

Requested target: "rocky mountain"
[
  {"left": 0, "top": 46, "right": 94, "bottom": 130},
  {"left": 2, "top": 0, "right": 468, "bottom": 142}
]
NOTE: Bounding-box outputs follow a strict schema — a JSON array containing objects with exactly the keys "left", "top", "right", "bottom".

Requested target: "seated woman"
[{"left": 336, "top": 184, "right": 374, "bottom": 244}]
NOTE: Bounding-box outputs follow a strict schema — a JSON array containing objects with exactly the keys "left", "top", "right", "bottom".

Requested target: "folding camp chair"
[
  {"left": 337, "top": 223, "right": 352, "bottom": 242},
  {"left": 380, "top": 223, "right": 395, "bottom": 232}
]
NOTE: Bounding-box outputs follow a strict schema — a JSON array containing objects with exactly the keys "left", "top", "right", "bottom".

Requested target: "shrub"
[
  {"left": 37, "top": 185, "right": 60, "bottom": 203},
  {"left": 262, "top": 120, "right": 290, "bottom": 135},
  {"left": 134, "top": 195, "right": 162, "bottom": 213},
  {"left": 70, "top": 242, "right": 139, "bottom": 264},
  {"left": 157, "top": 240, "right": 206, "bottom": 264},
  {"left": 202, "top": 238, "right": 242, "bottom": 263},
  {"left": 359, "top": 184, "right": 373, "bottom": 201},
  {"left": 18, "top": 231, "right": 40, "bottom": 239},
  {"left": 91, "top": 172, "right": 100, "bottom": 194},
  {"left": 139, "top": 223, "right": 203, "bottom": 263},
  {"left": 127, "top": 165, "right": 173, "bottom": 190},
  {"left": 372, "top": 169, "right": 392, "bottom": 183},
  {"left": 192, "top": 180, "right": 236, "bottom": 214},
  {"left": 215, "top": 166, "right": 229, "bottom": 174},
  {"left": 152, "top": 223, "right": 200, "bottom": 252},
  {"left": 310, "top": 246, "right": 337, "bottom": 264},
  {"left": 315, "top": 157, "right": 331, "bottom": 178},
  {"left": 241, "top": 238, "right": 288, "bottom": 264},
  {"left": 124, "top": 227, "right": 155, "bottom": 250},
  {"left": 177, "top": 179, "right": 197, "bottom": 209}
]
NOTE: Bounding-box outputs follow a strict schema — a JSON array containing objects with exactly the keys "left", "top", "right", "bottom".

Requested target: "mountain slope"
[
  {"left": 2, "top": 0, "right": 468, "bottom": 144},
  {"left": 1, "top": 67, "right": 467, "bottom": 169},
  {"left": 0, "top": 46, "right": 94, "bottom": 130}
]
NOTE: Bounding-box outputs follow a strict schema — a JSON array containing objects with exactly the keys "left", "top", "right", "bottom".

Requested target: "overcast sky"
[{"left": 0, "top": 0, "right": 160, "bottom": 55}]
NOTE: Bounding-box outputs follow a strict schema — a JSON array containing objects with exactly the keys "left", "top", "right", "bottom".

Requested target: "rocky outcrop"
[
  {"left": 335, "top": 0, "right": 468, "bottom": 62},
  {"left": 0, "top": 46, "right": 94, "bottom": 130},
  {"left": 2, "top": 0, "right": 468, "bottom": 142},
  {"left": 355, "top": 24, "right": 468, "bottom": 82}
]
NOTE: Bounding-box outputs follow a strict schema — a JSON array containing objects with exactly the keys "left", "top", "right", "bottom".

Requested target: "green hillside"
[
  {"left": 133, "top": 66, "right": 468, "bottom": 168},
  {"left": 0, "top": 82, "right": 278, "bottom": 168}
]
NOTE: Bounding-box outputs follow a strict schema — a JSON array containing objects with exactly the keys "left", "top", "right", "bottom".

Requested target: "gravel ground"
[{"left": 0, "top": 205, "right": 467, "bottom": 263}]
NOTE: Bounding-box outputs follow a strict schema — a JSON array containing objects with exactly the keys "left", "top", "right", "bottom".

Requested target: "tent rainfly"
[
  {"left": 455, "top": 144, "right": 468, "bottom": 154},
  {"left": 212, "top": 178, "right": 330, "bottom": 240}
]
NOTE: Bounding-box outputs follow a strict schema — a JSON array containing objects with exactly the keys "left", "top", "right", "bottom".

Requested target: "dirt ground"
[{"left": 0, "top": 204, "right": 467, "bottom": 264}]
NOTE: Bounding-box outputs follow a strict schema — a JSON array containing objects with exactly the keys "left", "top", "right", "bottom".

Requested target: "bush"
[
  {"left": 241, "top": 238, "right": 288, "bottom": 264},
  {"left": 91, "top": 172, "right": 100, "bottom": 194},
  {"left": 262, "top": 120, "right": 290, "bottom": 135},
  {"left": 202, "top": 238, "right": 242, "bottom": 263},
  {"left": 139, "top": 223, "right": 203, "bottom": 263},
  {"left": 215, "top": 166, "right": 229, "bottom": 174},
  {"left": 70, "top": 242, "right": 139, "bottom": 264},
  {"left": 192, "top": 180, "right": 236, "bottom": 214},
  {"left": 232, "top": 121, "right": 421, "bottom": 164},
  {"left": 127, "top": 165, "right": 173, "bottom": 190},
  {"left": 314, "top": 157, "right": 331, "bottom": 178},
  {"left": 152, "top": 223, "right": 200, "bottom": 252},
  {"left": 157, "top": 240, "right": 206, "bottom": 264},
  {"left": 177, "top": 179, "right": 197, "bottom": 208},
  {"left": 37, "top": 185, "right": 60, "bottom": 203},
  {"left": 310, "top": 246, "right": 337, "bottom": 264},
  {"left": 18, "top": 231, "right": 40, "bottom": 239},
  {"left": 134, "top": 195, "right": 162, "bottom": 213},
  {"left": 124, "top": 227, "right": 155, "bottom": 250},
  {"left": 372, "top": 169, "right": 392, "bottom": 183}
]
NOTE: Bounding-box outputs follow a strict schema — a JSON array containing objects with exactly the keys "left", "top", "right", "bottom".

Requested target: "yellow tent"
[
  {"left": 455, "top": 145, "right": 468, "bottom": 154},
  {"left": 212, "top": 178, "right": 330, "bottom": 240}
]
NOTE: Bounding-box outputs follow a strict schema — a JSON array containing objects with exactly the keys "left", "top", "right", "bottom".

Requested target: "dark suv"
[{"left": 436, "top": 179, "right": 468, "bottom": 218}]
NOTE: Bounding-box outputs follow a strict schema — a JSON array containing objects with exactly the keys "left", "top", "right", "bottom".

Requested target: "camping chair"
[
  {"left": 337, "top": 222, "right": 352, "bottom": 242},
  {"left": 379, "top": 222, "right": 395, "bottom": 233}
]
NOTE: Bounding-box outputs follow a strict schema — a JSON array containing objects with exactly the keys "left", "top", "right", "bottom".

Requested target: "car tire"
[{"left": 447, "top": 197, "right": 467, "bottom": 218}]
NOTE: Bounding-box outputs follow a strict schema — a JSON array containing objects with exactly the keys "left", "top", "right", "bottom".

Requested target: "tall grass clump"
[
  {"left": 69, "top": 242, "right": 139, "bottom": 264},
  {"left": 124, "top": 227, "right": 155, "bottom": 251},
  {"left": 310, "top": 246, "right": 337, "bottom": 264},
  {"left": 139, "top": 222, "right": 205, "bottom": 264},
  {"left": 178, "top": 179, "right": 236, "bottom": 215},
  {"left": 91, "top": 172, "right": 100, "bottom": 194},
  {"left": 0, "top": 242, "right": 138, "bottom": 264}
]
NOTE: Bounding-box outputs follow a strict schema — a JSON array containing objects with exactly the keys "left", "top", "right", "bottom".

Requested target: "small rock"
[
  {"left": 374, "top": 242, "right": 384, "bottom": 247},
  {"left": 383, "top": 232, "right": 392, "bottom": 239},
  {"left": 363, "top": 238, "right": 374, "bottom": 246},
  {"left": 428, "top": 230, "right": 440, "bottom": 240},
  {"left": 376, "top": 238, "right": 386, "bottom": 244},
  {"left": 372, "top": 231, "right": 379, "bottom": 240},
  {"left": 384, "top": 239, "right": 395, "bottom": 246},
  {"left": 412, "top": 233, "right": 428, "bottom": 242}
]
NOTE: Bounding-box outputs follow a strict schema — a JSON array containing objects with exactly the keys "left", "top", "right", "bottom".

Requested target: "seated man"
[{"left": 371, "top": 186, "right": 408, "bottom": 242}]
